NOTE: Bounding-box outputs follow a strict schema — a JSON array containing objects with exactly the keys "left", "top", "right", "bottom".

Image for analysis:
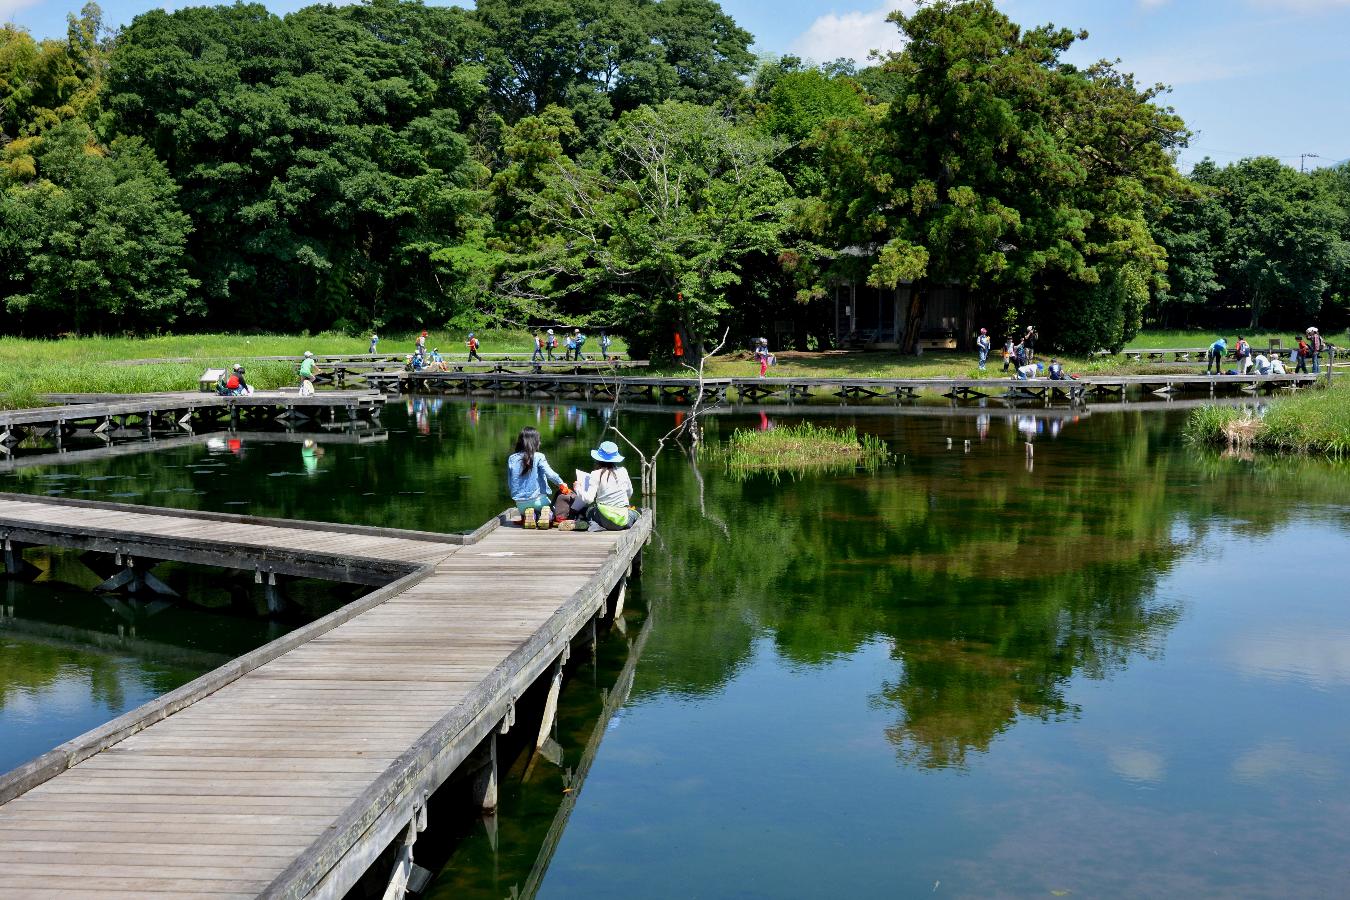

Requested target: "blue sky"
[{"left": 5, "top": 0, "right": 1348, "bottom": 171}]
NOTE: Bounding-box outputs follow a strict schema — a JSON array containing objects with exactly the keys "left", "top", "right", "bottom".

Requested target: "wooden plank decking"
[
  {"left": 374, "top": 370, "right": 1326, "bottom": 404},
  {"left": 0, "top": 496, "right": 650, "bottom": 898}
]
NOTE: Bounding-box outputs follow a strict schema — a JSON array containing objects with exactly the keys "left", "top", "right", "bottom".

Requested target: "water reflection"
[{"left": 3, "top": 400, "right": 1350, "bottom": 896}]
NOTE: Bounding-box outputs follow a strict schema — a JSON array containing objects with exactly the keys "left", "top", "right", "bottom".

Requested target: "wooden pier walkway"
[
  {"left": 0, "top": 495, "right": 650, "bottom": 898},
  {"left": 374, "top": 370, "right": 1323, "bottom": 404},
  {"left": 1, "top": 392, "right": 386, "bottom": 449}
]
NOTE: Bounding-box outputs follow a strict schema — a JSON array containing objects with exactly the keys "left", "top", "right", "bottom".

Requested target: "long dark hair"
[
  {"left": 514, "top": 426, "right": 541, "bottom": 476},
  {"left": 595, "top": 459, "right": 618, "bottom": 481}
]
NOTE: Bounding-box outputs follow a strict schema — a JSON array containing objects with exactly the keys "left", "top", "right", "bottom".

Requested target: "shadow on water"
[{"left": 4, "top": 397, "right": 1350, "bottom": 896}]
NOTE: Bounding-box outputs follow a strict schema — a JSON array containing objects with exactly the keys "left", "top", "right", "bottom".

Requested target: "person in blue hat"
[
  {"left": 554, "top": 440, "right": 637, "bottom": 531},
  {"left": 466, "top": 332, "right": 482, "bottom": 362}
]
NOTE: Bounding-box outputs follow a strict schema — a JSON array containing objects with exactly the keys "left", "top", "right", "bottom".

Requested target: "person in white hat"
[
  {"left": 545, "top": 328, "right": 558, "bottom": 361},
  {"left": 298, "top": 350, "right": 319, "bottom": 396}
]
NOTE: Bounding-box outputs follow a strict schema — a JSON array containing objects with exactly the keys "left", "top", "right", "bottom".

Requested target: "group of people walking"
[
  {"left": 507, "top": 427, "right": 637, "bottom": 532},
  {"left": 531, "top": 328, "right": 611, "bottom": 362},
  {"left": 972, "top": 325, "right": 1039, "bottom": 374},
  {"left": 1206, "top": 328, "right": 1331, "bottom": 375}
]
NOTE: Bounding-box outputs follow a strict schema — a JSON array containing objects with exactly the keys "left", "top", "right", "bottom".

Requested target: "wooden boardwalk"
[
  {"left": 0, "top": 495, "right": 650, "bottom": 898},
  {"left": 1, "top": 392, "right": 386, "bottom": 449},
  {"left": 374, "top": 370, "right": 1324, "bottom": 404}
]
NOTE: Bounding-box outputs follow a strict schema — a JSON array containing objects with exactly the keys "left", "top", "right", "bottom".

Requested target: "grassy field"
[
  {"left": 659, "top": 344, "right": 1197, "bottom": 380},
  {"left": 0, "top": 327, "right": 1338, "bottom": 409},
  {"left": 0, "top": 329, "right": 622, "bottom": 409},
  {"left": 1185, "top": 381, "right": 1350, "bottom": 455},
  {"left": 1122, "top": 329, "right": 1334, "bottom": 349}
]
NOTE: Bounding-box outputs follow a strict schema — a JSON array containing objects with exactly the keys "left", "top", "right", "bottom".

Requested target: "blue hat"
[{"left": 591, "top": 440, "right": 624, "bottom": 463}]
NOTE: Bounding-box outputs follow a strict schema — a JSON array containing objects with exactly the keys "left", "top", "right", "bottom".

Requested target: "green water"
[{"left": 3, "top": 397, "right": 1349, "bottom": 897}]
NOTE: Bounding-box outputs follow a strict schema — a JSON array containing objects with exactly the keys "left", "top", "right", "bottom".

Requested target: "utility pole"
[{"left": 1300, "top": 152, "right": 1322, "bottom": 173}]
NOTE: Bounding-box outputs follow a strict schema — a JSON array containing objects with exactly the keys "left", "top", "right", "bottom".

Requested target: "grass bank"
[
  {"left": 707, "top": 423, "right": 891, "bottom": 480},
  {"left": 0, "top": 329, "right": 624, "bottom": 409},
  {"left": 1185, "top": 381, "right": 1350, "bottom": 455},
  {"left": 656, "top": 348, "right": 1190, "bottom": 381}
]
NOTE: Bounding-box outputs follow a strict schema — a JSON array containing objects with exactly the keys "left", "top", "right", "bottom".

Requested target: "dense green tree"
[
  {"left": 812, "top": 0, "right": 1188, "bottom": 354},
  {"left": 1195, "top": 156, "right": 1346, "bottom": 330},
  {"left": 0, "top": 119, "right": 194, "bottom": 333},
  {"left": 1147, "top": 165, "right": 1229, "bottom": 327},
  {"left": 106, "top": 0, "right": 490, "bottom": 331},
  {"left": 499, "top": 100, "right": 792, "bottom": 356},
  {"left": 474, "top": 0, "right": 754, "bottom": 132}
]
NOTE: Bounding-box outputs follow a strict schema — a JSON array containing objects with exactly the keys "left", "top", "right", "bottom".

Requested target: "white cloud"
[
  {"left": 1107, "top": 747, "right": 1166, "bottom": 783},
  {"left": 790, "top": 2, "right": 917, "bottom": 66},
  {"left": 1228, "top": 626, "right": 1350, "bottom": 687},
  {"left": 1232, "top": 739, "right": 1339, "bottom": 783}
]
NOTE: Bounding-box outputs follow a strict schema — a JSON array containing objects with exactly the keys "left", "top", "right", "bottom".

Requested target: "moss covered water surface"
[{"left": 2, "top": 397, "right": 1349, "bottom": 896}]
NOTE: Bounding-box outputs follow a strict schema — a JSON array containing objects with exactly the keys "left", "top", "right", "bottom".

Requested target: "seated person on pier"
[
  {"left": 429, "top": 348, "right": 450, "bottom": 372},
  {"left": 1253, "top": 353, "right": 1271, "bottom": 375},
  {"left": 508, "top": 426, "right": 570, "bottom": 529},
  {"left": 1270, "top": 353, "right": 1287, "bottom": 375},
  {"left": 216, "top": 364, "right": 250, "bottom": 396},
  {"left": 552, "top": 441, "right": 637, "bottom": 531},
  {"left": 1047, "top": 358, "right": 1068, "bottom": 380}
]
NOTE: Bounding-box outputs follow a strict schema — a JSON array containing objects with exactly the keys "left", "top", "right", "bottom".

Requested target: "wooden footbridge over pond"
[
  {"left": 0, "top": 494, "right": 650, "bottom": 899},
  {"left": 0, "top": 392, "right": 386, "bottom": 451},
  {"left": 371, "top": 370, "right": 1325, "bottom": 404}
]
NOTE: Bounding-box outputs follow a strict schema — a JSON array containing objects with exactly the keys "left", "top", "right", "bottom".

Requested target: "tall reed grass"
[{"left": 1184, "top": 381, "right": 1350, "bottom": 456}]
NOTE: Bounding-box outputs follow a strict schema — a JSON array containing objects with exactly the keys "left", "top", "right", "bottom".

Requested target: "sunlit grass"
[
  {"left": 0, "top": 329, "right": 626, "bottom": 409},
  {"left": 707, "top": 423, "right": 892, "bottom": 481},
  {"left": 1184, "top": 381, "right": 1350, "bottom": 456}
]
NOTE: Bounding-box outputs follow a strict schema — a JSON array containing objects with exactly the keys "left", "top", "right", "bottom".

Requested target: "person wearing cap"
[
  {"left": 1015, "top": 360, "right": 1042, "bottom": 380},
  {"left": 976, "top": 327, "right": 990, "bottom": 371},
  {"left": 572, "top": 328, "right": 587, "bottom": 361},
  {"left": 545, "top": 328, "right": 558, "bottom": 361},
  {"left": 369, "top": 333, "right": 379, "bottom": 354},
  {"left": 297, "top": 351, "right": 319, "bottom": 396},
  {"left": 1307, "top": 327, "right": 1325, "bottom": 374},
  {"left": 1023, "top": 325, "right": 1038, "bottom": 362},
  {"left": 559, "top": 440, "right": 635, "bottom": 531},
  {"left": 216, "top": 364, "right": 245, "bottom": 396},
  {"left": 466, "top": 332, "right": 482, "bottom": 362}
]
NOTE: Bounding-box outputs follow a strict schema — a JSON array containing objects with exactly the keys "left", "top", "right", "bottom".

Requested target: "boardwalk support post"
[
  {"left": 536, "top": 655, "right": 565, "bottom": 750},
  {"left": 608, "top": 577, "right": 627, "bottom": 620},
  {"left": 3, "top": 537, "right": 39, "bottom": 580},
  {"left": 381, "top": 793, "right": 430, "bottom": 900},
  {"left": 471, "top": 732, "right": 499, "bottom": 813},
  {"left": 95, "top": 556, "right": 179, "bottom": 598}
]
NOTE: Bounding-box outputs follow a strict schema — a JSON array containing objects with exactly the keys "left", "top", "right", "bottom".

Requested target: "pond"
[{"left": 2, "top": 397, "right": 1348, "bottom": 897}]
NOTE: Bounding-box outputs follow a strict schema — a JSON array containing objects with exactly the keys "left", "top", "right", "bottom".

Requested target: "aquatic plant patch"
[{"left": 707, "top": 423, "right": 892, "bottom": 480}]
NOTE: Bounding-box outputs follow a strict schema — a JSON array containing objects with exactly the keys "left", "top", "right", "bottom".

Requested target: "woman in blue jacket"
[{"left": 507, "top": 426, "right": 568, "bottom": 528}]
